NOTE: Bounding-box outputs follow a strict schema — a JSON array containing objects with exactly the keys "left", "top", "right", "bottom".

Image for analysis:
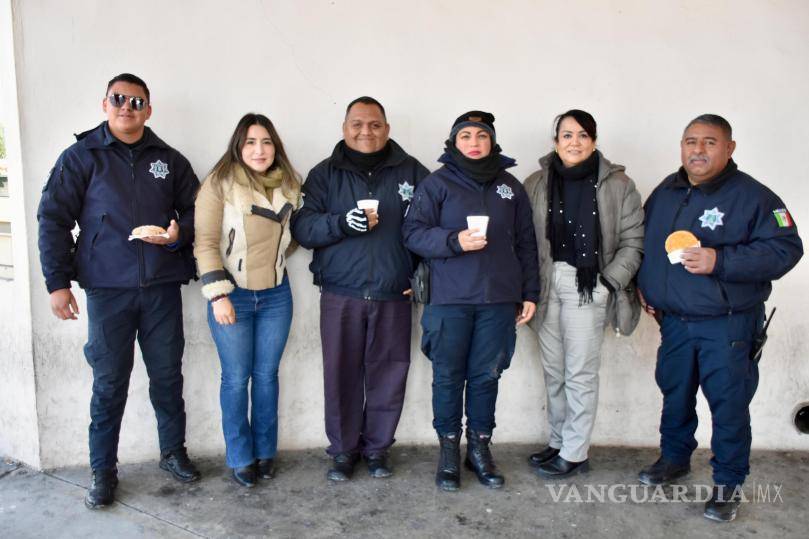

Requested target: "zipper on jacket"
[
  {"left": 663, "top": 187, "right": 692, "bottom": 307},
  {"left": 481, "top": 182, "right": 491, "bottom": 303},
  {"left": 129, "top": 149, "right": 145, "bottom": 287},
  {"left": 364, "top": 172, "right": 375, "bottom": 300}
]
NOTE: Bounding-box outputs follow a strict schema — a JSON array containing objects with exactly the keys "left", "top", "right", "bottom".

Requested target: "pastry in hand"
[
  {"left": 665, "top": 230, "right": 700, "bottom": 264},
  {"left": 665, "top": 230, "right": 700, "bottom": 253},
  {"left": 131, "top": 225, "right": 167, "bottom": 237}
]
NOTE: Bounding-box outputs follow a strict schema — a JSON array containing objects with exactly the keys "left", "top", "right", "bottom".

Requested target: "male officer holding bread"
[
  {"left": 637, "top": 114, "right": 803, "bottom": 522},
  {"left": 37, "top": 73, "right": 201, "bottom": 509}
]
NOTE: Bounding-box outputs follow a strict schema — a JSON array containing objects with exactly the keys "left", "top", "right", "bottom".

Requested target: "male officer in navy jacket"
[
  {"left": 291, "top": 97, "right": 429, "bottom": 481},
  {"left": 37, "top": 73, "right": 201, "bottom": 509},
  {"left": 637, "top": 114, "right": 802, "bottom": 522}
]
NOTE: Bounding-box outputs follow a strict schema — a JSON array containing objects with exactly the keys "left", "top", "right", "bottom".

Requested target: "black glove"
[{"left": 339, "top": 207, "right": 369, "bottom": 236}]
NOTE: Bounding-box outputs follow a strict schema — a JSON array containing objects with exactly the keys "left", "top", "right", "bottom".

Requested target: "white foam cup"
[
  {"left": 357, "top": 199, "right": 379, "bottom": 212},
  {"left": 466, "top": 215, "right": 489, "bottom": 238}
]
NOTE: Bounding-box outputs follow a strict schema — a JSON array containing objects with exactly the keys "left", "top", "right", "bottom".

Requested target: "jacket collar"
[
  {"left": 330, "top": 139, "right": 409, "bottom": 173},
  {"left": 77, "top": 122, "right": 170, "bottom": 151},
  {"left": 438, "top": 149, "right": 516, "bottom": 170},
  {"left": 669, "top": 159, "right": 738, "bottom": 194},
  {"left": 538, "top": 149, "right": 624, "bottom": 186},
  {"left": 437, "top": 151, "right": 516, "bottom": 188}
]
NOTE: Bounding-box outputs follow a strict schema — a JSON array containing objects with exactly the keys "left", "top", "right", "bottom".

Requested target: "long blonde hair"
[{"left": 207, "top": 113, "right": 301, "bottom": 200}]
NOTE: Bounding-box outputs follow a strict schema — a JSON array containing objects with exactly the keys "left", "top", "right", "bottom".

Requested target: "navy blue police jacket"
[
  {"left": 37, "top": 122, "right": 199, "bottom": 292},
  {"left": 290, "top": 140, "right": 430, "bottom": 301},
  {"left": 402, "top": 152, "right": 540, "bottom": 305},
  {"left": 637, "top": 161, "right": 802, "bottom": 318}
]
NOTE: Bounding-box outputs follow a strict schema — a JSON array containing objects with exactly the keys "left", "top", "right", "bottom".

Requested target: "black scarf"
[
  {"left": 343, "top": 142, "right": 391, "bottom": 174},
  {"left": 445, "top": 140, "right": 504, "bottom": 184},
  {"left": 547, "top": 151, "right": 601, "bottom": 304}
]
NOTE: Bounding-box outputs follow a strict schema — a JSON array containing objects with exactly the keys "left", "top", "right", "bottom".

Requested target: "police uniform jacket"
[
  {"left": 37, "top": 122, "right": 199, "bottom": 292},
  {"left": 402, "top": 152, "right": 540, "bottom": 305},
  {"left": 290, "top": 139, "right": 430, "bottom": 301},
  {"left": 638, "top": 161, "right": 803, "bottom": 318}
]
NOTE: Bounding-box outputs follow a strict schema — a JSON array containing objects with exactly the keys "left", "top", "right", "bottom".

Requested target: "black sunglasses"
[{"left": 107, "top": 94, "right": 148, "bottom": 111}]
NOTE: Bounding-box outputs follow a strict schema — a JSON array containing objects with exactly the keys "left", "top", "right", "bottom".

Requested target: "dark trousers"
[
  {"left": 84, "top": 284, "right": 187, "bottom": 470},
  {"left": 420, "top": 303, "right": 517, "bottom": 436},
  {"left": 655, "top": 306, "right": 764, "bottom": 488},
  {"left": 320, "top": 291, "right": 411, "bottom": 457}
]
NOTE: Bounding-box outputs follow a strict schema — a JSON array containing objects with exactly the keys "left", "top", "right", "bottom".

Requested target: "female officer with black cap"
[{"left": 403, "top": 111, "right": 539, "bottom": 491}]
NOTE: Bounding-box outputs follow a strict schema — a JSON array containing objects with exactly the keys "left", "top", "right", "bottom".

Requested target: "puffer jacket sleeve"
[
  {"left": 290, "top": 165, "right": 347, "bottom": 249},
  {"left": 713, "top": 189, "right": 803, "bottom": 282},
  {"left": 37, "top": 149, "right": 87, "bottom": 293},
  {"left": 193, "top": 177, "right": 234, "bottom": 299},
  {"left": 402, "top": 175, "right": 464, "bottom": 259},
  {"left": 601, "top": 175, "right": 644, "bottom": 289},
  {"left": 513, "top": 183, "right": 540, "bottom": 303}
]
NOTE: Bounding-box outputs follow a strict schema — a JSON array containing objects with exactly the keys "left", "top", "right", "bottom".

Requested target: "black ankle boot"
[
  {"left": 84, "top": 467, "right": 118, "bottom": 509},
  {"left": 465, "top": 430, "right": 504, "bottom": 489},
  {"left": 435, "top": 432, "right": 461, "bottom": 491},
  {"left": 232, "top": 463, "right": 257, "bottom": 487}
]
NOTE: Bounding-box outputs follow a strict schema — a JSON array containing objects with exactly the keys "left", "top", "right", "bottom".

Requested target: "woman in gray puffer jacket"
[{"left": 523, "top": 109, "right": 644, "bottom": 478}]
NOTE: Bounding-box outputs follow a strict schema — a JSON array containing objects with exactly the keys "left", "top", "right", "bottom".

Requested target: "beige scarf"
[{"left": 230, "top": 165, "right": 286, "bottom": 212}]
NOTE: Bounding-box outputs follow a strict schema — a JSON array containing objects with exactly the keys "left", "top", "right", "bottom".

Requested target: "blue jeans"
[
  {"left": 207, "top": 278, "right": 292, "bottom": 468},
  {"left": 420, "top": 303, "right": 517, "bottom": 436}
]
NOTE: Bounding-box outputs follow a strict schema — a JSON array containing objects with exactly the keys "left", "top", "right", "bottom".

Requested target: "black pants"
[
  {"left": 84, "top": 284, "right": 187, "bottom": 470},
  {"left": 320, "top": 292, "right": 412, "bottom": 457}
]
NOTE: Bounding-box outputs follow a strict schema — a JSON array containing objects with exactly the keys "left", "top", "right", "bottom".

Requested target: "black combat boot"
[
  {"left": 464, "top": 430, "right": 504, "bottom": 489},
  {"left": 435, "top": 432, "right": 461, "bottom": 491},
  {"left": 84, "top": 467, "right": 119, "bottom": 509}
]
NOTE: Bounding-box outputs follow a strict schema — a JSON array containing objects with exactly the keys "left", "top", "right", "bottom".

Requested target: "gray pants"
[{"left": 538, "top": 262, "right": 608, "bottom": 463}]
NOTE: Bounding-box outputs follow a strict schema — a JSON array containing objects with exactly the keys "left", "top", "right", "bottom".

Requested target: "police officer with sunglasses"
[{"left": 37, "top": 73, "right": 201, "bottom": 509}]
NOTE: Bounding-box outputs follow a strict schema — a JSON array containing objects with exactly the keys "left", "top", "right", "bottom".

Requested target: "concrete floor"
[{"left": 1, "top": 446, "right": 807, "bottom": 538}]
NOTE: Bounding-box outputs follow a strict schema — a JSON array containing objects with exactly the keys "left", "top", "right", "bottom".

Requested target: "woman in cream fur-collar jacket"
[{"left": 194, "top": 113, "right": 301, "bottom": 488}]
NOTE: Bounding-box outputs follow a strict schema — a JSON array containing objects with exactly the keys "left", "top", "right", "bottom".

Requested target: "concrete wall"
[
  {"left": 0, "top": 0, "right": 39, "bottom": 467},
  {"left": 2, "top": 0, "right": 808, "bottom": 468}
]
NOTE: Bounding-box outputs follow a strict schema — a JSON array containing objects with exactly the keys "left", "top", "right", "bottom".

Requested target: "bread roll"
[
  {"left": 665, "top": 230, "right": 699, "bottom": 253},
  {"left": 131, "top": 225, "right": 167, "bottom": 237}
]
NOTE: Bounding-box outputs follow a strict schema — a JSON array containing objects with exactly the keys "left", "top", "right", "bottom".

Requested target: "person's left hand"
[
  {"left": 516, "top": 301, "right": 536, "bottom": 326},
  {"left": 681, "top": 247, "right": 716, "bottom": 274},
  {"left": 402, "top": 289, "right": 412, "bottom": 296},
  {"left": 142, "top": 219, "right": 180, "bottom": 245}
]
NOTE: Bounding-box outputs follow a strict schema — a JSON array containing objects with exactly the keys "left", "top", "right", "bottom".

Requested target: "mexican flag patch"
[{"left": 773, "top": 208, "right": 794, "bottom": 227}]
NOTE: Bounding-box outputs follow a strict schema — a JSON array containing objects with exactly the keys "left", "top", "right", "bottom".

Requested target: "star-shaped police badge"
[
  {"left": 149, "top": 160, "right": 170, "bottom": 179},
  {"left": 398, "top": 181, "right": 414, "bottom": 202},
  {"left": 698, "top": 207, "right": 724, "bottom": 230},
  {"left": 496, "top": 184, "right": 514, "bottom": 200}
]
